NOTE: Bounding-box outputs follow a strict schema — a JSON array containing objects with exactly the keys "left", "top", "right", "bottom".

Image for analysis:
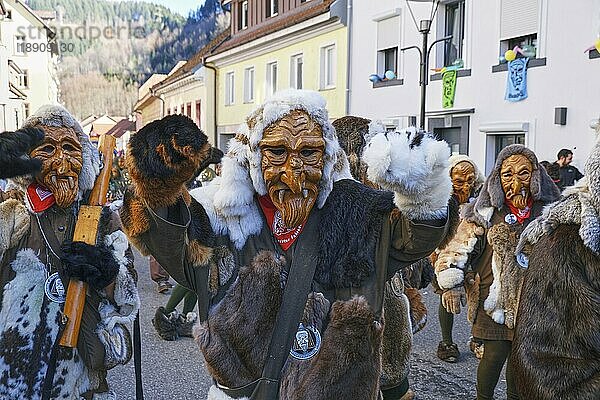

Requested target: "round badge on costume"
[
  {"left": 290, "top": 323, "right": 321, "bottom": 360},
  {"left": 505, "top": 214, "right": 517, "bottom": 224},
  {"left": 516, "top": 253, "right": 529, "bottom": 269},
  {"left": 45, "top": 272, "right": 66, "bottom": 303}
]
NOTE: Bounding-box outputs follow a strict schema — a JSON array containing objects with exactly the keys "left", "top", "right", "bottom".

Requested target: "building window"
[
  {"left": 266, "top": 0, "right": 278, "bottom": 17},
  {"left": 443, "top": 1, "right": 465, "bottom": 67},
  {"left": 180, "top": 104, "right": 185, "bottom": 115},
  {"left": 499, "top": 0, "right": 539, "bottom": 59},
  {"left": 290, "top": 54, "right": 303, "bottom": 90},
  {"left": 266, "top": 62, "right": 278, "bottom": 97},
  {"left": 239, "top": 1, "right": 248, "bottom": 30},
  {"left": 320, "top": 45, "right": 336, "bottom": 89},
  {"left": 14, "top": 35, "right": 26, "bottom": 55},
  {"left": 167, "top": 108, "right": 171, "bottom": 115},
  {"left": 24, "top": 103, "right": 30, "bottom": 118},
  {"left": 377, "top": 47, "right": 398, "bottom": 77},
  {"left": 376, "top": 15, "right": 400, "bottom": 77},
  {"left": 187, "top": 103, "right": 192, "bottom": 117},
  {"left": 244, "top": 67, "right": 255, "bottom": 103},
  {"left": 18, "top": 70, "right": 29, "bottom": 88},
  {"left": 195, "top": 100, "right": 201, "bottom": 128},
  {"left": 225, "top": 72, "right": 235, "bottom": 105}
]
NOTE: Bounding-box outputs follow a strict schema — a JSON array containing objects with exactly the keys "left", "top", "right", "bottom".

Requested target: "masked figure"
[
  {"left": 430, "top": 155, "right": 484, "bottom": 363},
  {"left": 512, "top": 130, "right": 600, "bottom": 399},
  {"left": 121, "top": 90, "right": 453, "bottom": 399},
  {"left": 0, "top": 105, "right": 138, "bottom": 399},
  {"left": 434, "top": 145, "right": 559, "bottom": 400}
]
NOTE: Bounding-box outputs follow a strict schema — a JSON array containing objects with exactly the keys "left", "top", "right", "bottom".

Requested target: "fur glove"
[
  {"left": 61, "top": 241, "right": 120, "bottom": 289},
  {"left": 362, "top": 128, "right": 452, "bottom": 220},
  {"left": 442, "top": 286, "right": 466, "bottom": 314},
  {"left": 0, "top": 128, "right": 45, "bottom": 179}
]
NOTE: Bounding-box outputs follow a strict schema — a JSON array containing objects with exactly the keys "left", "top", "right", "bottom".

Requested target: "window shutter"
[
  {"left": 377, "top": 16, "right": 400, "bottom": 50},
  {"left": 500, "top": 0, "right": 538, "bottom": 40}
]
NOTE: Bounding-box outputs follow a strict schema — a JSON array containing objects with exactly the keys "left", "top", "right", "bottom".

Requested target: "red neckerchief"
[
  {"left": 506, "top": 197, "right": 533, "bottom": 224},
  {"left": 258, "top": 195, "right": 305, "bottom": 251},
  {"left": 26, "top": 183, "right": 56, "bottom": 213}
]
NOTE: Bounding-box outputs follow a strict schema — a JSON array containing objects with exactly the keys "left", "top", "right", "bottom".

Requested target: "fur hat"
[
  {"left": 448, "top": 154, "right": 485, "bottom": 192},
  {"left": 203, "top": 90, "right": 353, "bottom": 248},
  {"left": 12, "top": 105, "right": 101, "bottom": 201},
  {"left": 464, "top": 144, "right": 560, "bottom": 226}
]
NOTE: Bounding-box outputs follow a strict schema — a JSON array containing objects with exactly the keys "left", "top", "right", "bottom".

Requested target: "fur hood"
[
  {"left": 518, "top": 131, "right": 600, "bottom": 255},
  {"left": 463, "top": 144, "right": 560, "bottom": 227},
  {"left": 199, "top": 90, "right": 353, "bottom": 249},
  {"left": 7, "top": 105, "right": 101, "bottom": 205},
  {"left": 448, "top": 154, "right": 485, "bottom": 192}
]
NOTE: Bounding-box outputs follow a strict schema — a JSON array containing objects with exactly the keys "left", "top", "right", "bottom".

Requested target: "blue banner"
[{"left": 505, "top": 58, "right": 528, "bottom": 102}]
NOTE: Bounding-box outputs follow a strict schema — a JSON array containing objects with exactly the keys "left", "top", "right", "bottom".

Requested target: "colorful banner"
[
  {"left": 505, "top": 58, "right": 529, "bottom": 102},
  {"left": 442, "top": 70, "right": 457, "bottom": 109}
]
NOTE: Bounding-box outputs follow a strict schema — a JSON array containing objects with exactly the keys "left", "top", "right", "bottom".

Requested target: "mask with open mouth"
[
  {"left": 30, "top": 125, "right": 83, "bottom": 208},
  {"left": 259, "top": 110, "right": 325, "bottom": 228},
  {"left": 451, "top": 161, "right": 476, "bottom": 205}
]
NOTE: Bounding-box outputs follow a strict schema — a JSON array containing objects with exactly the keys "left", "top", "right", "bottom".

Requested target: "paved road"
[{"left": 109, "top": 252, "right": 506, "bottom": 399}]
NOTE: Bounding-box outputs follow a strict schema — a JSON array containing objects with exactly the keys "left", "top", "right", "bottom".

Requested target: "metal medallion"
[
  {"left": 516, "top": 253, "right": 529, "bottom": 269},
  {"left": 44, "top": 272, "right": 66, "bottom": 303},
  {"left": 289, "top": 323, "right": 321, "bottom": 360},
  {"left": 504, "top": 213, "right": 518, "bottom": 225}
]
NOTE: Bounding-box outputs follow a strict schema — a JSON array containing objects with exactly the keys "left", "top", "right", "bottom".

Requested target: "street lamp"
[{"left": 401, "top": 0, "right": 451, "bottom": 129}]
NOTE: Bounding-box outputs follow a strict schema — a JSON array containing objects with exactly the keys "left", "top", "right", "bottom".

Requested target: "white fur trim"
[
  {"left": 437, "top": 268, "right": 465, "bottom": 291},
  {"left": 207, "top": 385, "right": 249, "bottom": 400},
  {"left": 0, "top": 199, "right": 30, "bottom": 261},
  {"left": 483, "top": 254, "right": 502, "bottom": 322},
  {"left": 363, "top": 127, "right": 452, "bottom": 219},
  {"left": 194, "top": 89, "right": 352, "bottom": 249}
]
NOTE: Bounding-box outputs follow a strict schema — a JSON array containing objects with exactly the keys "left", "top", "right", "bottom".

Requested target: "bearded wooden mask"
[
  {"left": 451, "top": 161, "right": 476, "bottom": 204},
  {"left": 30, "top": 125, "right": 83, "bottom": 208},
  {"left": 259, "top": 110, "right": 325, "bottom": 228},
  {"left": 500, "top": 154, "right": 532, "bottom": 209}
]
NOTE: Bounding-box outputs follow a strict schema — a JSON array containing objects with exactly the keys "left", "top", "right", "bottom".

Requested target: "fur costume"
[
  {"left": 512, "top": 131, "right": 600, "bottom": 399},
  {"left": 122, "top": 90, "right": 452, "bottom": 399},
  {"left": 0, "top": 128, "right": 45, "bottom": 179},
  {"left": 434, "top": 144, "right": 559, "bottom": 330},
  {"left": 0, "top": 105, "right": 139, "bottom": 399}
]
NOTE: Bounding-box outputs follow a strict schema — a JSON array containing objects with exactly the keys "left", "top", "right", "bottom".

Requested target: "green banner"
[{"left": 442, "top": 70, "right": 457, "bottom": 109}]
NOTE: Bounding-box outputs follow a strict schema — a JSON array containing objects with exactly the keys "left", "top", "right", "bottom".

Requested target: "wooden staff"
[{"left": 59, "top": 133, "right": 116, "bottom": 347}]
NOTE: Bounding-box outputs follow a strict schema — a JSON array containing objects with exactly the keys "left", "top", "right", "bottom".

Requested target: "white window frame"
[
  {"left": 319, "top": 44, "right": 336, "bottom": 89},
  {"left": 267, "top": 0, "right": 278, "bottom": 17},
  {"left": 244, "top": 67, "right": 255, "bottom": 103},
  {"left": 266, "top": 61, "right": 278, "bottom": 97},
  {"left": 225, "top": 71, "right": 235, "bottom": 105},
  {"left": 290, "top": 54, "right": 304, "bottom": 90},
  {"left": 241, "top": 1, "right": 248, "bottom": 30}
]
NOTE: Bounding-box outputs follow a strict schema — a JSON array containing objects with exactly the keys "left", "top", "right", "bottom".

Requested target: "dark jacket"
[{"left": 556, "top": 163, "right": 584, "bottom": 190}]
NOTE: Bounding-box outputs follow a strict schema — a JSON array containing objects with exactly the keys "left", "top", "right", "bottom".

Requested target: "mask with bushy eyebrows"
[
  {"left": 259, "top": 110, "right": 325, "bottom": 228},
  {"left": 500, "top": 154, "right": 533, "bottom": 209}
]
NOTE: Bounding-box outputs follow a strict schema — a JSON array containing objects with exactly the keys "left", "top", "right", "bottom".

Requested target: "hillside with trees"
[{"left": 27, "top": 0, "right": 227, "bottom": 118}]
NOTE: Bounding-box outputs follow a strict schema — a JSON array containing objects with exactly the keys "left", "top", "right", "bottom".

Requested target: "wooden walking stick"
[{"left": 59, "top": 133, "right": 116, "bottom": 347}]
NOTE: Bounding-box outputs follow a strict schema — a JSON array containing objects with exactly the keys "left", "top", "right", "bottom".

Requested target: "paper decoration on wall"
[
  {"left": 442, "top": 70, "right": 457, "bottom": 109},
  {"left": 505, "top": 58, "right": 528, "bottom": 102}
]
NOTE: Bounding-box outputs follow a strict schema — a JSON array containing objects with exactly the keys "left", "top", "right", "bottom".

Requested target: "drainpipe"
[
  {"left": 345, "top": 0, "right": 352, "bottom": 115},
  {"left": 202, "top": 58, "right": 218, "bottom": 148}
]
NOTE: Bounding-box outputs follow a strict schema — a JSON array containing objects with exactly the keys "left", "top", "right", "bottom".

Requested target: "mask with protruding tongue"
[
  {"left": 259, "top": 110, "right": 325, "bottom": 228},
  {"left": 30, "top": 125, "right": 83, "bottom": 208}
]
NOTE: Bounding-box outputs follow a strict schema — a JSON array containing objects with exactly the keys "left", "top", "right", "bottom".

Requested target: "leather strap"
[{"left": 134, "top": 313, "right": 144, "bottom": 400}]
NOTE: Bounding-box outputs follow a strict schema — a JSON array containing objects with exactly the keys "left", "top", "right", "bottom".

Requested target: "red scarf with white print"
[{"left": 258, "top": 195, "right": 305, "bottom": 251}]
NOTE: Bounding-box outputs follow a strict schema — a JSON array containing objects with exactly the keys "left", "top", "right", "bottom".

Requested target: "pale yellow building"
[{"left": 209, "top": 0, "right": 348, "bottom": 150}]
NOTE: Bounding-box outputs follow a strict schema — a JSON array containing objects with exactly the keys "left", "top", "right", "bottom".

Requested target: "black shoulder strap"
[{"left": 252, "top": 210, "right": 321, "bottom": 399}]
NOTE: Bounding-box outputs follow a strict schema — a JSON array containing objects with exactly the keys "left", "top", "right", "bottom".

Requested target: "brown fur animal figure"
[
  {"left": 290, "top": 296, "right": 383, "bottom": 400},
  {"left": 194, "top": 251, "right": 285, "bottom": 388},
  {"left": 121, "top": 115, "right": 223, "bottom": 241}
]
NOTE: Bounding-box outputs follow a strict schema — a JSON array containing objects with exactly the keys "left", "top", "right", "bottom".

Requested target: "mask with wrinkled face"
[
  {"left": 500, "top": 154, "right": 532, "bottom": 209},
  {"left": 451, "top": 161, "right": 476, "bottom": 204},
  {"left": 259, "top": 110, "right": 325, "bottom": 228},
  {"left": 30, "top": 126, "right": 83, "bottom": 208}
]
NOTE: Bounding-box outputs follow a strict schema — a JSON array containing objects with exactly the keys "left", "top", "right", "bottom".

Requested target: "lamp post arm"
[
  {"left": 427, "top": 35, "right": 453, "bottom": 58},
  {"left": 401, "top": 45, "right": 423, "bottom": 59}
]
